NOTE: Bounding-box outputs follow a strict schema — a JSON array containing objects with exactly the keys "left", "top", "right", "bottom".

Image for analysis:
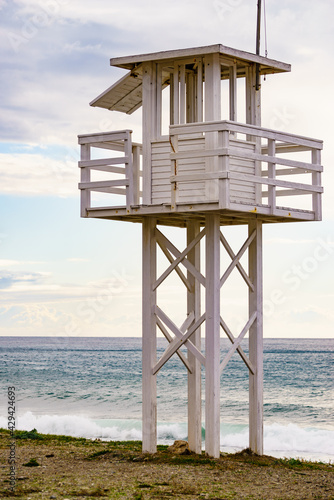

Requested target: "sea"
[{"left": 0, "top": 336, "right": 333, "bottom": 463}]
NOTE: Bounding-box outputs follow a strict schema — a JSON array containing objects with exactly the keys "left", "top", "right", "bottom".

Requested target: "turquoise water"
[{"left": 0, "top": 337, "right": 333, "bottom": 461}]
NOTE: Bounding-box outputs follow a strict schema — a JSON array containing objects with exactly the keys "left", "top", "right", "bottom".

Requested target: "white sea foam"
[{"left": 1, "top": 412, "right": 333, "bottom": 462}]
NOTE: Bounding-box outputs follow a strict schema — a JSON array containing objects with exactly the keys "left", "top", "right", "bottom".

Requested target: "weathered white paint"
[
  {"left": 187, "top": 221, "right": 202, "bottom": 454},
  {"left": 248, "top": 220, "right": 263, "bottom": 455},
  {"left": 142, "top": 217, "right": 157, "bottom": 453},
  {"left": 205, "top": 214, "right": 221, "bottom": 458}
]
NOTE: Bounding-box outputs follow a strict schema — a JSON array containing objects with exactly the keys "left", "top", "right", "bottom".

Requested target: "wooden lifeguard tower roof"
[{"left": 90, "top": 44, "right": 291, "bottom": 114}]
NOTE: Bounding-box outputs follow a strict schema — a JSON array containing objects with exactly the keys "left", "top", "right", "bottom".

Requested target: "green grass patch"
[
  {"left": 276, "top": 457, "right": 328, "bottom": 470},
  {"left": 14, "top": 429, "right": 44, "bottom": 440}
]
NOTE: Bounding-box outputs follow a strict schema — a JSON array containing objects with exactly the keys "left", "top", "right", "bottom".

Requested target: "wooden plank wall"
[{"left": 151, "top": 137, "right": 256, "bottom": 206}]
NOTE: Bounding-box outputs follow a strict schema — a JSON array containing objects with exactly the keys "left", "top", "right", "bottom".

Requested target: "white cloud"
[
  {"left": 0, "top": 152, "right": 78, "bottom": 196},
  {"left": 0, "top": 259, "right": 46, "bottom": 266},
  {"left": 0, "top": 259, "right": 21, "bottom": 266},
  {"left": 62, "top": 41, "right": 102, "bottom": 54}
]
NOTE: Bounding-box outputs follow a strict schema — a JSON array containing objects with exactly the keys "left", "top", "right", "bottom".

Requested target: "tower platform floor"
[{"left": 83, "top": 201, "right": 316, "bottom": 227}]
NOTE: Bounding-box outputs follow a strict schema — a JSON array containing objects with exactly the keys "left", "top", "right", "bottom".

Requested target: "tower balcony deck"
[{"left": 78, "top": 120, "right": 323, "bottom": 227}]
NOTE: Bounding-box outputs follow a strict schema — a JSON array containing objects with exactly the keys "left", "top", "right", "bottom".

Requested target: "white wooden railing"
[
  {"left": 169, "top": 120, "right": 323, "bottom": 219},
  {"left": 78, "top": 130, "right": 142, "bottom": 215}
]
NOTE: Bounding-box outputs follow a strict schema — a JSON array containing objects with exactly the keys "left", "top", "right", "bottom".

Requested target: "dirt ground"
[{"left": 0, "top": 429, "right": 333, "bottom": 500}]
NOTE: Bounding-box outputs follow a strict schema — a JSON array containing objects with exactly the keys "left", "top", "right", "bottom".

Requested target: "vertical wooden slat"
[
  {"left": 170, "top": 72, "right": 174, "bottom": 126},
  {"left": 248, "top": 220, "right": 263, "bottom": 455},
  {"left": 229, "top": 64, "right": 237, "bottom": 124},
  {"left": 156, "top": 64, "right": 162, "bottom": 138},
  {"left": 180, "top": 64, "right": 186, "bottom": 124},
  {"left": 186, "top": 71, "right": 195, "bottom": 124},
  {"left": 246, "top": 64, "right": 262, "bottom": 202},
  {"left": 312, "top": 148, "right": 322, "bottom": 220},
  {"left": 196, "top": 58, "right": 203, "bottom": 122},
  {"left": 173, "top": 63, "right": 179, "bottom": 125},
  {"left": 142, "top": 217, "right": 157, "bottom": 453},
  {"left": 80, "top": 143, "right": 91, "bottom": 217},
  {"left": 205, "top": 214, "right": 221, "bottom": 458},
  {"left": 187, "top": 221, "right": 202, "bottom": 454}
]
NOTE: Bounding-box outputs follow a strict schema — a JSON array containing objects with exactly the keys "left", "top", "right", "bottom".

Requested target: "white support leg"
[
  {"left": 248, "top": 220, "right": 263, "bottom": 455},
  {"left": 142, "top": 217, "right": 157, "bottom": 453},
  {"left": 187, "top": 221, "right": 202, "bottom": 454},
  {"left": 205, "top": 214, "right": 221, "bottom": 458}
]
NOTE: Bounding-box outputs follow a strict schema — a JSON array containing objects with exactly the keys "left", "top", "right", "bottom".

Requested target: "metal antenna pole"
[{"left": 256, "top": 0, "right": 262, "bottom": 90}]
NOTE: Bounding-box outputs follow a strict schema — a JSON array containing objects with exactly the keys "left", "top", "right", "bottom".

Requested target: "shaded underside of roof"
[{"left": 90, "top": 70, "right": 143, "bottom": 114}]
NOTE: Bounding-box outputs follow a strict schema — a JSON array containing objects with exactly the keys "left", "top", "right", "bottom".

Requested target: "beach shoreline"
[{"left": 0, "top": 428, "right": 333, "bottom": 499}]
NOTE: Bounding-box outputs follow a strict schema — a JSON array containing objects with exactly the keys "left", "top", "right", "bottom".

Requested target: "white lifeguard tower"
[{"left": 78, "top": 44, "right": 323, "bottom": 458}]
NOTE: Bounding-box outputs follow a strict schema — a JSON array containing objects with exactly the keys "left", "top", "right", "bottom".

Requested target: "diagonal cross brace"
[
  {"left": 220, "top": 312, "right": 257, "bottom": 374},
  {"left": 156, "top": 317, "right": 192, "bottom": 374},
  {"left": 152, "top": 306, "right": 206, "bottom": 375},
  {"left": 220, "top": 317, "right": 255, "bottom": 374},
  {"left": 220, "top": 229, "right": 256, "bottom": 288},
  {"left": 154, "top": 312, "right": 194, "bottom": 375},
  {"left": 220, "top": 232, "right": 254, "bottom": 292},
  {"left": 157, "top": 236, "right": 191, "bottom": 291},
  {"left": 154, "top": 228, "right": 206, "bottom": 290}
]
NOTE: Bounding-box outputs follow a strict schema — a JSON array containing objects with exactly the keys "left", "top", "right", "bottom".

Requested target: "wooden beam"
[
  {"left": 205, "top": 214, "right": 221, "bottom": 458},
  {"left": 142, "top": 62, "right": 156, "bottom": 204},
  {"left": 142, "top": 218, "right": 157, "bottom": 453},
  {"left": 229, "top": 64, "right": 237, "bottom": 123},
  {"left": 173, "top": 63, "right": 179, "bottom": 125},
  {"left": 248, "top": 220, "right": 263, "bottom": 455},
  {"left": 205, "top": 53, "right": 221, "bottom": 200},
  {"left": 187, "top": 221, "right": 202, "bottom": 454},
  {"left": 196, "top": 58, "right": 203, "bottom": 122},
  {"left": 180, "top": 64, "right": 186, "bottom": 124}
]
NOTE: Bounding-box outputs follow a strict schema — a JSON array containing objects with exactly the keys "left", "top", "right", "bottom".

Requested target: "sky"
[{"left": 0, "top": 0, "right": 333, "bottom": 339}]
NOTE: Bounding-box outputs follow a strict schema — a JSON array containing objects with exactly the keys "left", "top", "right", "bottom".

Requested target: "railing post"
[
  {"left": 312, "top": 148, "right": 322, "bottom": 221},
  {"left": 267, "top": 139, "right": 276, "bottom": 214},
  {"left": 132, "top": 145, "right": 140, "bottom": 206},
  {"left": 124, "top": 131, "right": 133, "bottom": 210},
  {"left": 80, "top": 143, "right": 91, "bottom": 217}
]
